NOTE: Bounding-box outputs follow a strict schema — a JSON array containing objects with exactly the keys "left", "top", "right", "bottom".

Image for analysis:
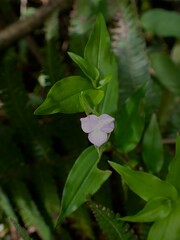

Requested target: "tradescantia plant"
[
  {"left": 34, "top": 14, "right": 118, "bottom": 117},
  {"left": 35, "top": 14, "right": 118, "bottom": 226}
]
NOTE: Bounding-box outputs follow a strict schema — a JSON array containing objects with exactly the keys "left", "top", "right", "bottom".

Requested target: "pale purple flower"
[{"left": 80, "top": 114, "right": 115, "bottom": 147}]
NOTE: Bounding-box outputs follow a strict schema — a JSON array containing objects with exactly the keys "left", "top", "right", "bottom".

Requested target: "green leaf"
[
  {"left": 166, "top": 135, "right": 180, "bottom": 194},
  {"left": 34, "top": 76, "right": 97, "bottom": 114},
  {"left": 10, "top": 181, "right": 53, "bottom": 240},
  {"left": 0, "top": 188, "right": 17, "bottom": 221},
  {"left": 79, "top": 90, "right": 104, "bottom": 115},
  {"left": 150, "top": 52, "right": 180, "bottom": 96},
  {"left": 84, "top": 13, "right": 118, "bottom": 114},
  {"left": 82, "top": 89, "right": 104, "bottom": 107},
  {"left": 57, "top": 146, "right": 111, "bottom": 225},
  {"left": 108, "top": 161, "right": 178, "bottom": 201},
  {"left": 142, "top": 114, "right": 164, "bottom": 173},
  {"left": 112, "top": 0, "right": 151, "bottom": 105},
  {"left": 99, "top": 57, "right": 119, "bottom": 115},
  {"left": 68, "top": 52, "right": 99, "bottom": 85},
  {"left": 88, "top": 201, "right": 137, "bottom": 240},
  {"left": 121, "top": 197, "right": 171, "bottom": 222},
  {"left": 10, "top": 218, "right": 33, "bottom": 240},
  {"left": 141, "top": 9, "right": 180, "bottom": 38},
  {"left": 114, "top": 84, "right": 145, "bottom": 152},
  {"left": 148, "top": 198, "right": 180, "bottom": 240},
  {"left": 84, "top": 14, "right": 112, "bottom": 77}
]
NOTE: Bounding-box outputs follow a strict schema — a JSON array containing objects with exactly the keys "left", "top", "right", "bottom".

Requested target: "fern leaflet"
[
  {"left": 110, "top": 0, "right": 151, "bottom": 104},
  {"left": 10, "top": 218, "right": 33, "bottom": 240},
  {"left": 88, "top": 201, "right": 137, "bottom": 240},
  {"left": 10, "top": 180, "right": 54, "bottom": 240}
]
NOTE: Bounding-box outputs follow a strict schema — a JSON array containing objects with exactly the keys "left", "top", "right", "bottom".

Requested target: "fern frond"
[
  {"left": 31, "top": 168, "right": 60, "bottom": 223},
  {"left": 69, "top": 0, "right": 95, "bottom": 36},
  {"left": 0, "top": 50, "right": 53, "bottom": 163},
  {"left": 0, "top": 126, "right": 26, "bottom": 181},
  {"left": 110, "top": 0, "right": 151, "bottom": 104},
  {"left": 10, "top": 218, "right": 33, "bottom": 240},
  {"left": 69, "top": 0, "right": 96, "bottom": 54},
  {"left": 10, "top": 180, "right": 54, "bottom": 240},
  {"left": 0, "top": 187, "right": 17, "bottom": 221},
  {"left": 43, "top": 10, "right": 64, "bottom": 84},
  {"left": 88, "top": 201, "right": 137, "bottom": 240}
]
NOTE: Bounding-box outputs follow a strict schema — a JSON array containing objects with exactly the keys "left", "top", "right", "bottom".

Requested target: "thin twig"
[{"left": 0, "top": 0, "right": 71, "bottom": 50}]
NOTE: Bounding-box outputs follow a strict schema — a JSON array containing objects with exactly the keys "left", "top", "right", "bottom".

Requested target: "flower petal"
[
  {"left": 88, "top": 130, "right": 108, "bottom": 147},
  {"left": 80, "top": 115, "right": 98, "bottom": 133},
  {"left": 101, "top": 121, "right": 115, "bottom": 133},
  {"left": 99, "top": 114, "right": 114, "bottom": 123},
  {"left": 98, "top": 114, "right": 115, "bottom": 133}
]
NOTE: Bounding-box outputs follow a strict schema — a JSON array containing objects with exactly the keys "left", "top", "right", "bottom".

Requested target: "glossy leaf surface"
[
  {"left": 142, "top": 114, "right": 164, "bottom": 173},
  {"left": 57, "top": 146, "right": 111, "bottom": 224},
  {"left": 114, "top": 84, "right": 145, "bottom": 152},
  {"left": 34, "top": 76, "right": 102, "bottom": 114},
  {"left": 109, "top": 161, "right": 177, "bottom": 201},
  {"left": 121, "top": 197, "right": 171, "bottom": 222}
]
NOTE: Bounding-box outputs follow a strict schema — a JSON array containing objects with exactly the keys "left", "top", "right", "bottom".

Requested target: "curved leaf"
[
  {"left": 57, "top": 146, "right": 111, "bottom": 225},
  {"left": 148, "top": 199, "right": 180, "bottom": 240},
  {"left": 109, "top": 161, "right": 178, "bottom": 201},
  {"left": 34, "top": 76, "right": 97, "bottom": 114},
  {"left": 68, "top": 52, "right": 99, "bottom": 85},
  {"left": 121, "top": 197, "right": 171, "bottom": 222}
]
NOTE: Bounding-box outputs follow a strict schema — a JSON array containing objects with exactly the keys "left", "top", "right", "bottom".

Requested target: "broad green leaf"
[
  {"left": 142, "top": 114, "right": 164, "bottom": 173},
  {"left": 166, "top": 135, "right": 180, "bottom": 194},
  {"left": 99, "top": 57, "right": 119, "bottom": 115},
  {"left": 84, "top": 14, "right": 112, "bottom": 77},
  {"left": 121, "top": 197, "right": 171, "bottom": 222},
  {"left": 114, "top": 84, "right": 145, "bottom": 152},
  {"left": 109, "top": 161, "right": 178, "bottom": 201},
  {"left": 150, "top": 52, "right": 180, "bottom": 96},
  {"left": 84, "top": 13, "right": 118, "bottom": 114},
  {"left": 34, "top": 76, "right": 98, "bottom": 115},
  {"left": 141, "top": 9, "right": 180, "bottom": 38},
  {"left": 57, "top": 146, "right": 111, "bottom": 225},
  {"left": 68, "top": 52, "right": 99, "bottom": 85},
  {"left": 148, "top": 198, "right": 180, "bottom": 240}
]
